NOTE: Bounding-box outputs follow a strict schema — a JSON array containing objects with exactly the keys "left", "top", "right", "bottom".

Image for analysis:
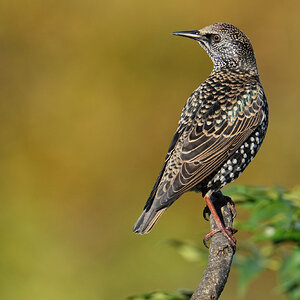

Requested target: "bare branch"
[{"left": 191, "top": 192, "right": 236, "bottom": 300}]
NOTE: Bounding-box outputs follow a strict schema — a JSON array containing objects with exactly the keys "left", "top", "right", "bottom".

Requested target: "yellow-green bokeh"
[{"left": 0, "top": 0, "right": 299, "bottom": 299}]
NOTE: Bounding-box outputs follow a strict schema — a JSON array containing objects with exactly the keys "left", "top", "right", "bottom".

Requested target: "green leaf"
[
  {"left": 255, "top": 228, "right": 300, "bottom": 243},
  {"left": 285, "top": 186, "right": 300, "bottom": 208},
  {"left": 176, "top": 289, "right": 193, "bottom": 298},
  {"left": 278, "top": 247, "right": 300, "bottom": 299},
  {"left": 235, "top": 244, "right": 266, "bottom": 294}
]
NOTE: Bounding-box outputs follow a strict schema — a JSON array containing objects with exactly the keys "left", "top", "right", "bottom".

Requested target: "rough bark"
[{"left": 191, "top": 193, "right": 236, "bottom": 300}]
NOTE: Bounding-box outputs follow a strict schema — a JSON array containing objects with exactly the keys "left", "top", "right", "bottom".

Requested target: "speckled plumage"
[{"left": 133, "top": 23, "right": 268, "bottom": 234}]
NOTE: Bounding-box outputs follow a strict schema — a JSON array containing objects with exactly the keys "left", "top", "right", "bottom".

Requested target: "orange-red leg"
[{"left": 203, "top": 194, "right": 237, "bottom": 248}]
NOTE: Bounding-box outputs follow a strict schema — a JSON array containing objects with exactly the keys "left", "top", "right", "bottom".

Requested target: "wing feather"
[{"left": 154, "top": 79, "right": 266, "bottom": 207}]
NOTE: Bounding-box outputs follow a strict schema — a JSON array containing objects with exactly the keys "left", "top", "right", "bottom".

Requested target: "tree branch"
[{"left": 191, "top": 192, "right": 236, "bottom": 300}]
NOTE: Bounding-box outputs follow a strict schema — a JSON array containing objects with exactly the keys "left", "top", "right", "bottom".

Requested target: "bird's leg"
[
  {"left": 203, "top": 194, "right": 237, "bottom": 248},
  {"left": 202, "top": 192, "right": 237, "bottom": 222}
]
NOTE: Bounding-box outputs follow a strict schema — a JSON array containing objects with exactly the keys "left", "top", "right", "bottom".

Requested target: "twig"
[{"left": 191, "top": 192, "right": 236, "bottom": 300}]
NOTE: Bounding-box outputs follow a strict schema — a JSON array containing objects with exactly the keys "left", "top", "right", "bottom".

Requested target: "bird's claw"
[
  {"left": 203, "top": 205, "right": 210, "bottom": 221},
  {"left": 203, "top": 227, "right": 238, "bottom": 248}
]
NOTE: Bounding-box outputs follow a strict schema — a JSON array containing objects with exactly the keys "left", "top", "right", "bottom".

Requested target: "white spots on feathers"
[{"left": 206, "top": 127, "right": 265, "bottom": 190}]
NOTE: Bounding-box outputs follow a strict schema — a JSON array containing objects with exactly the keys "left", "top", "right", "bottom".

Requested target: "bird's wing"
[
  {"left": 155, "top": 81, "right": 266, "bottom": 206},
  {"left": 142, "top": 123, "right": 185, "bottom": 211},
  {"left": 142, "top": 89, "right": 202, "bottom": 211}
]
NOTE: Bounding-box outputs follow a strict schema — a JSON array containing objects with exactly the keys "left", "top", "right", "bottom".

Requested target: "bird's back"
[{"left": 134, "top": 69, "right": 267, "bottom": 234}]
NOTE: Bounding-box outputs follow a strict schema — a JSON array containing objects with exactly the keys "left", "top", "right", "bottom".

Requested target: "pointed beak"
[{"left": 172, "top": 30, "right": 204, "bottom": 41}]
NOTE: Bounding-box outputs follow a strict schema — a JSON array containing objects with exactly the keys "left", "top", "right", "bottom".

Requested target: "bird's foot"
[{"left": 203, "top": 227, "right": 238, "bottom": 248}]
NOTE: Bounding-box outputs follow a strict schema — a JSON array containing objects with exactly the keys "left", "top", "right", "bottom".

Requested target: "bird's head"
[{"left": 173, "top": 23, "right": 258, "bottom": 74}]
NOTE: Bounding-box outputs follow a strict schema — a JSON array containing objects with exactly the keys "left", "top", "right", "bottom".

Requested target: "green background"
[{"left": 0, "top": 0, "right": 299, "bottom": 299}]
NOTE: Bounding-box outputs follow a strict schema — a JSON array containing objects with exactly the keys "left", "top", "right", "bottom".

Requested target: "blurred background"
[{"left": 0, "top": 0, "right": 299, "bottom": 299}]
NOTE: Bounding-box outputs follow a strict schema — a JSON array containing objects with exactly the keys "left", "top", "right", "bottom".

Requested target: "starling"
[{"left": 133, "top": 23, "right": 268, "bottom": 246}]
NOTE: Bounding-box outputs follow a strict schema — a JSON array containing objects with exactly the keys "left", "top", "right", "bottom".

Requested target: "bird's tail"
[{"left": 133, "top": 207, "right": 167, "bottom": 234}]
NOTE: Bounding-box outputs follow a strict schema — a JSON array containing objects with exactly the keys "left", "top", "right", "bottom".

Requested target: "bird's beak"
[{"left": 172, "top": 30, "right": 205, "bottom": 41}]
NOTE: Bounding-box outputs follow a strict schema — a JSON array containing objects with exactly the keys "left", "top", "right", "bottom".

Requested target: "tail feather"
[{"left": 133, "top": 207, "right": 167, "bottom": 234}]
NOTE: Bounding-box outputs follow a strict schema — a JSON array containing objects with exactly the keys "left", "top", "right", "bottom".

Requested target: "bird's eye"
[{"left": 213, "top": 34, "right": 221, "bottom": 42}]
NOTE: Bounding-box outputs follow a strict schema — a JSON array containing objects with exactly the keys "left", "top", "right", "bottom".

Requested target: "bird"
[{"left": 133, "top": 23, "right": 268, "bottom": 246}]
